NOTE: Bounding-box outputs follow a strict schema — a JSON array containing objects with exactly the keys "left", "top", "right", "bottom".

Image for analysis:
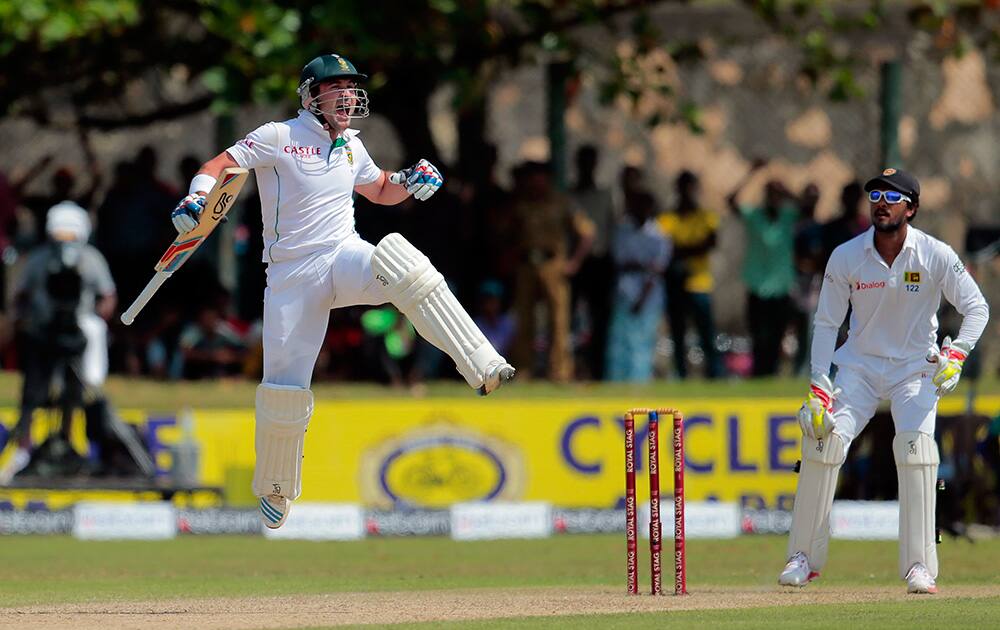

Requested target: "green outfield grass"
[
  {"left": 0, "top": 370, "right": 997, "bottom": 409},
  {"left": 1, "top": 534, "right": 999, "bottom": 628}
]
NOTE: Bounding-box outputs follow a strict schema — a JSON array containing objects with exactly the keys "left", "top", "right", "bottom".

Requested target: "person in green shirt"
[{"left": 727, "top": 159, "right": 799, "bottom": 376}]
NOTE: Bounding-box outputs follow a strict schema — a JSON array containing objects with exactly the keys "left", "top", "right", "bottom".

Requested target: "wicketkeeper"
[
  {"left": 780, "top": 168, "right": 989, "bottom": 594},
  {"left": 170, "top": 54, "right": 515, "bottom": 529}
]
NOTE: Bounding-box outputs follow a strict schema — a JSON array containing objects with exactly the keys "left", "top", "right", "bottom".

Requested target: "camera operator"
[{"left": 1, "top": 201, "right": 153, "bottom": 480}]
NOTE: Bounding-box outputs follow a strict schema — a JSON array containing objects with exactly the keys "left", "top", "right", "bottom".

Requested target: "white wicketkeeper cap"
[{"left": 46, "top": 200, "right": 91, "bottom": 243}]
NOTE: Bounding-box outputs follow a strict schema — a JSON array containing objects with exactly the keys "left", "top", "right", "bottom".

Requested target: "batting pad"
[
  {"left": 893, "top": 431, "right": 940, "bottom": 579},
  {"left": 252, "top": 383, "right": 313, "bottom": 500},
  {"left": 787, "top": 432, "right": 847, "bottom": 570},
  {"left": 371, "top": 233, "right": 501, "bottom": 388}
]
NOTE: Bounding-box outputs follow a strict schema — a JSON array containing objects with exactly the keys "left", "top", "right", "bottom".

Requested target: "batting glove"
[
  {"left": 171, "top": 193, "right": 205, "bottom": 234},
  {"left": 926, "top": 336, "right": 972, "bottom": 396},
  {"left": 797, "top": 372, "right": 841, "bottom": 440},
  {"left": 390, "top": 159, "right": 443, "bottom": 201}
]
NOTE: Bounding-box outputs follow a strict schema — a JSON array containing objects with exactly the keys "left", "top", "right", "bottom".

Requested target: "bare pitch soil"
[{"left": 3, "top": 584, "right": 999, "bottom": 629}]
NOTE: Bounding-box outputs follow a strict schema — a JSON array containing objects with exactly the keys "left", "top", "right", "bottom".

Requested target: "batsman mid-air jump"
[
  {"left": 168, "top": 54, "right": 515, "bottom": 529},
  {"left": 780, "top": 167, "right": 989, "bottom": 594}
]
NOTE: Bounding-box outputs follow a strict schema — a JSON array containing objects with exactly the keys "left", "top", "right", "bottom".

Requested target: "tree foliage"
[
  {"left": 741, "top": 0, "right": 1000, "bottom": 102},
  {"left": 1, "top": 1, "right": 996, "bottom": 164},
  {"left": 0, "top": 0, "right": 141, "bottom": 53}
]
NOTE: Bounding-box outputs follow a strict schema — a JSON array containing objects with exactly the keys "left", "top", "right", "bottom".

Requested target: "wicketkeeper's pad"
[
  {"left": 894, "top": 431, "right": 940, "bottom": 578},
  {"left": 787, "top": 432, "right": 847, "bottom": 571}
]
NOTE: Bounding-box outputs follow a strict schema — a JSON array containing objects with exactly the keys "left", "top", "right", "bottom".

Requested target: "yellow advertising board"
[{"left": 1, "top": 396, "right": 997, "bottom": 511}]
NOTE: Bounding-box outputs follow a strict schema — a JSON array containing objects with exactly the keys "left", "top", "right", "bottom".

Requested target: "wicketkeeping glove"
[
  {"left": 926, "top": 336, "right": 972, "bottom": 396},
  {"left": 390, "top": 159, "right": 443, "bottom": 201},
  {"left": 797, "top": 372, "right": 841, "bottom": 440},
  {"left": 171, "top": 193, "right": 206, "bottom": 234}
]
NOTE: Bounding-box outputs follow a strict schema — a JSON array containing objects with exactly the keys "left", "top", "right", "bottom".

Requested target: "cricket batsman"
[
  {"left": 169, "top": 54, "right": 515, "bottom": 528},
  {"left": 779, "top": 168, "right": 989, "bottom": 594}
]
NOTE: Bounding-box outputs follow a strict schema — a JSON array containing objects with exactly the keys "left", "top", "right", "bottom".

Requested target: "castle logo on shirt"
[{"left": 283, "top": 145, "right": 322, "bottom": 157}]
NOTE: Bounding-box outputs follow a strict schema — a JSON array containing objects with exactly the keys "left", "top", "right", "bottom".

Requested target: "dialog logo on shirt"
[{"left": 855, "top": 280, "right": 886, "bottom": 291}]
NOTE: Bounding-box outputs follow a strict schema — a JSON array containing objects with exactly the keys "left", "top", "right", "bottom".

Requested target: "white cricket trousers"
[
  {"left": 262, "top": 236, "right": 386, "bottom": 388},
  {"left": 830, "top": 354, "right": 939, "bottom": 445},
  {"left": 79, "top": 313, "right": 108, "bottom": 387}
]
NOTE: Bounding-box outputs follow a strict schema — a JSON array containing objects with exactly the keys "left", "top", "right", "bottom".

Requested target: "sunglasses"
[{"left": 868, "top": 190, "right": 911, "bottom": 204}]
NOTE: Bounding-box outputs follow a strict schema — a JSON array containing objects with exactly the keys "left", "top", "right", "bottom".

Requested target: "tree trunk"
[
  {"left": 377, "top": 69, "right": 441, "bottom": 167},
  {"left": 456, "top": 94, "right": 489, "bottom": 181}
]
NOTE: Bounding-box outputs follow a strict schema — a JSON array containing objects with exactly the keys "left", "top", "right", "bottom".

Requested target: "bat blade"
[
  {"left": 154, "top": 167, "right": 249, "bottom": 273},
  {"left": 120, "top": 166, "right": 249, "bottom": 325}
]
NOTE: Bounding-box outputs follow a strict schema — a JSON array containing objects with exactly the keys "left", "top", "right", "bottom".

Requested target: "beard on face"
[{"left": 872, "top": 213, "right": 905, "bottom": 233}]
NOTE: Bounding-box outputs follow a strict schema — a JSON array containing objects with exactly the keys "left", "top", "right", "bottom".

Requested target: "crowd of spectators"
[{"left": 0, "top": 144, "right": 883, "bottom": 386}]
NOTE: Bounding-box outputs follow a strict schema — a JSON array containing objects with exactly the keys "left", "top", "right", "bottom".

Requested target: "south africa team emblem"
[{"left": 345, "top": 146, "right": 354, "bottom": 166}]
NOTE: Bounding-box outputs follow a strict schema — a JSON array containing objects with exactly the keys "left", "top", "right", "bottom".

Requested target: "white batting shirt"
[
  {"left": 226, "top": 110, "right": 382, "bottom": 263},
  {"left": 811, "top": 226, "right": 989, "bottom": 374}
]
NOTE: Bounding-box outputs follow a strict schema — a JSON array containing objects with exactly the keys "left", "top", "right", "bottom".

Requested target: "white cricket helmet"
[{"left": 46, "top": 200, "right": 91, "bottom": 243}]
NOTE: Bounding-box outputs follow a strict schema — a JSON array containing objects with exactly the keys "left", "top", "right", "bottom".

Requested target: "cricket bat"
[{"left": 120, "top": 167, "right": 249, "bottom": 325}]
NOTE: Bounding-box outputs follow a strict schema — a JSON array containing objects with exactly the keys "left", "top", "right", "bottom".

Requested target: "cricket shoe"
[
  {"left": 778, "top": 551, "right": 819, "bottom": 587},
  {"left": 905, "top": 563, "right": 938, "bottom": 594},
  {"left": 478, "top": 361, "right": 516, "bottom": 396},
  {"left": 259, "top": 494, "right": 289, "bottom": 529}
]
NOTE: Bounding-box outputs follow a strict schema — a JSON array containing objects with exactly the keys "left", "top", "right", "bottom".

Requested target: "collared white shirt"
[
  {"left": 811, "top": 226, "right": 989, "bottom": 373},
  {"left": 226, "top": 110, "right": 383, "bottom": 263}
]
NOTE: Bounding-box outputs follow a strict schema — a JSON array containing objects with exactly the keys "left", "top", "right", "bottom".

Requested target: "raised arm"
[
  {"left": 170, "top": 151, "right": 240, "bottom": 234},
  {"left": 10, "top": 155, "right": 53, "bottom": 195},
  {"left": 77, "top": 128, "right": 103, "bottom": 209},
  {"left": 727, "top": 157, "right": 767, "bottom": 216},
  {"left": 172, "top": 123, "right": 277, "bottom": 235},
  {"left": 356, "top": 158, "right": 444, "bottom": 206},
  {"left": 354, "top": 170, "right": 411, "bottom": 205},
  {"left": 194, "top": 151, "right": 241, "bottom": 191}
]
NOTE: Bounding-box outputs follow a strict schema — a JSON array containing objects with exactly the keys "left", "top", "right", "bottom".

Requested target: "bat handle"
[{"left": 120, "top": 271, "right": 171, "bottom": 326}]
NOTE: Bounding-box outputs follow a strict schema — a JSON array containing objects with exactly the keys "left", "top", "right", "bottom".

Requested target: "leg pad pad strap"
[
  {"left": 787, "top": 433, "right": 847, "bottom": 570},
  {"left": 252, "top": 383, "right": 313, "bottom": 500}
]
